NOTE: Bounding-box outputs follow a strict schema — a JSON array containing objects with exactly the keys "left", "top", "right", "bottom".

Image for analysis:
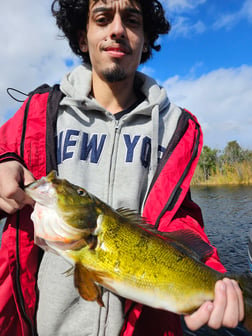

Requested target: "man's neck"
[{"left": 91, "top": 73, "right": 138, "bottom": 114}]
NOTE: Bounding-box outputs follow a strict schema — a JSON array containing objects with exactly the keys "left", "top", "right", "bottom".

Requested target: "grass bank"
[{"left": 192, "top": 161, "right": 252, "bottom": 186}]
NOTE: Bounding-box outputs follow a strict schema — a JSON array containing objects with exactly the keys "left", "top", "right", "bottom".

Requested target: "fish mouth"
[
  {"left": 25, "top": 176, "right": 57, "bottom": 207},
  {"left": 32, "top": 203, "right": 87, "bottom": 241}
]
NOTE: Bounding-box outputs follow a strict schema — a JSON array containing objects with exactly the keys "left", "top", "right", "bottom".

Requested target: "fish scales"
[{"left": 67, "top": 212, "right": 217, "bottom": 313}]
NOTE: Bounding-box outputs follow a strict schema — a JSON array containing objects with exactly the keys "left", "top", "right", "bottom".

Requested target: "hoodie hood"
[
  {"left": 60, "top": 64, "right": 93, "bottom": 104},
  {"left": 60, "top": 64, "right": 170, "bottom": 117}
]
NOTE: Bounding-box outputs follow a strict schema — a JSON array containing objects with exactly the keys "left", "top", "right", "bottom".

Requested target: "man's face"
[{"left": 81, "top": 0, "right": 146, "bottom": 83}]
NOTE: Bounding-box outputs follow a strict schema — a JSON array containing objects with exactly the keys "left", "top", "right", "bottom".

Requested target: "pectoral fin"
[{"left": 74, "top": 262, "right": 104, "bottom": 307}]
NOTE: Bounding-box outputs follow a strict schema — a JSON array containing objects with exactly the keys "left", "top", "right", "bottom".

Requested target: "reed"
[{"left": 192, "top": 160, "right": 252, "bottom": 186}]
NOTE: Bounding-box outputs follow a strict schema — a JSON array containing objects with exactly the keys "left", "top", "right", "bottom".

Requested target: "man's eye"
[
  {"left": 125, "top": 15, "right": 141, "bottom": 27},
  {"left": 128, "top": 18, "right": 138, "bottom": 25},
  {"left": 96, "top": 16, "right": 109, "bottom": 25}
]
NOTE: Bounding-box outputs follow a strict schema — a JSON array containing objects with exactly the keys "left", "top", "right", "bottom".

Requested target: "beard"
[{"left": 102, "top": 64, "right": 127, "bottom": 83}]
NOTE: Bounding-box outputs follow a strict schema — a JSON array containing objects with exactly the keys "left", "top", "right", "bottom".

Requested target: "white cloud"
[
  {"left": 213, "top": 0, "right": 252, "bottom": 30},
  {"left": 160, "top": 0, "right": 206, "bottom": 38},
  {"left": 161, "top": 0, "right": 206, "bottom": 13},
  {"left": 163, "top": 65, "right": 252, "bottom": 149},
  {"left": 163, "top": 0, "right": 252, "bottom": 38},
  {"left": 170, "top": 16, "right": 206, "bottom": 38},
  {"left": 242, "top": 0, "right": 252, "bottom": 23},
  {"left": 0, "top": 0, "right": 79, "bottom": 125},
  {"left": 139, "top": 66, "right": 156, "bottom": 78}
]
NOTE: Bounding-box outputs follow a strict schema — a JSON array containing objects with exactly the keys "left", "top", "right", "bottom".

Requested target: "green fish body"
[{"left": 25, "top": 171, "right": 252, "bottom": 331}]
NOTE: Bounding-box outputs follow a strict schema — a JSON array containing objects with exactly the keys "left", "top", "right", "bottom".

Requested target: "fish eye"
[{"left": 77, "top": 188, "right": 86, "bottom": 197}]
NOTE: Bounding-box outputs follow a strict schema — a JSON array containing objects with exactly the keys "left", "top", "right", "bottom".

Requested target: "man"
[{"left": 0, "top": 0, "right": 244, "bottom": 335}]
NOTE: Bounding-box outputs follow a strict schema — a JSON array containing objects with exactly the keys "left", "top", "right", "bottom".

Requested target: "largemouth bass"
[{"left": 25, "top": 171, "right": 252, "bottom": 331}]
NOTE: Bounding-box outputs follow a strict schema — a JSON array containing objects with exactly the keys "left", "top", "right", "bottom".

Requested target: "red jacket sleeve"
[
  {"left": 0, "top": 101, "right": 29, "bottom": 218},
  {"left": 0, "top": 98, "right": 29, "bottom": 162}
]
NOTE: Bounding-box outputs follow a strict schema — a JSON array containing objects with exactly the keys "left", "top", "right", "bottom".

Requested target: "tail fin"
[{"left": 235, "top": 273, "right": 252, "bottom": 332}]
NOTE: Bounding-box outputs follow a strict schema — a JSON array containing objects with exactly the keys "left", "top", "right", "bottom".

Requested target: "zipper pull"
[{"left": 115, "top": 120, "right": 120, "bottom": 132}]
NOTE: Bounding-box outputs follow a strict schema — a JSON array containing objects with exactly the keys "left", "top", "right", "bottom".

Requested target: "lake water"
[
  {"left": 0, "top": 186, "right": 252, "bottom": 335},
  {"left": 192, "top": 185, "right": 252, "bottom": 275},
  {"left": 182, "top": 185, "right": 252, "bottom": 336}
]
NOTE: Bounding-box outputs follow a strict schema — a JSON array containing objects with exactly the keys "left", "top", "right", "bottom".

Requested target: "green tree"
[
  {"left": 198, "top": 145, "right": 218, "bottom": 180},
  {"left": 242, "top": 148, "right": 252, "bottom": 162},
  {"left": 223, "top": 140, "right": 244, "bottom": 164}
]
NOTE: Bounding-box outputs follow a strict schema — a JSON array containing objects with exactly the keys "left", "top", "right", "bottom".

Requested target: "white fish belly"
[{"left": 100, "top": 277, "right": 213, "bottom": 314}]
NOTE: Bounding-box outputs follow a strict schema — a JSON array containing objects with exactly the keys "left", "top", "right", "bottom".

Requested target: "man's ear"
[
  {"left": 143, "top": 43, "right": 148, "bottom": 53},
  {"left": 142, "top": 42, "right": 149, "bottom": 54},
  {"left": 78, "top": 31, "right": 88, "bottom": 52},
  {"left": 143, "top": 36, "right": 149, "bottom": 54}
]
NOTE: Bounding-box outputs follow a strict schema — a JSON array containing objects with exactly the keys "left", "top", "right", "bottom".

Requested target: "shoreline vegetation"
[{"left": 191, "top": 141, "right": 252, "bottom": 186}]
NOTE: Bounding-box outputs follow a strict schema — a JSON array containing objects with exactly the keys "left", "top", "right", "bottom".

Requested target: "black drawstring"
[{"left": 6, "top": 88, "right": 28, "bottom": 103}]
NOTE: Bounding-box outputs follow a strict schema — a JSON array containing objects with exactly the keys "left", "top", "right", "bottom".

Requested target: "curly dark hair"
[{"left": 51, "top": 0, "right": 171, "bottom": 64}]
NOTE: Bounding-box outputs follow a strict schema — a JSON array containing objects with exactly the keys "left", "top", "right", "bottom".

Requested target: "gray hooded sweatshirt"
[{"left": 37, "top": 65, "right": 182, "bottom": 336}]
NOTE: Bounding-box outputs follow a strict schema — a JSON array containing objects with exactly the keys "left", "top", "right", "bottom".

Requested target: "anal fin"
[{"left": 74, "top": 262, "right": 104, "bottom": 307}]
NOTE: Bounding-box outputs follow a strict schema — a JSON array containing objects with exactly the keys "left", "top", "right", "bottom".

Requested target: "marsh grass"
[{"left": 192, "top": 160, "right": 252, "bottom": 186}]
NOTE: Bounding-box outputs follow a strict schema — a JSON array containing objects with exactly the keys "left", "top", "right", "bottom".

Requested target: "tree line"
[{"left": 192, "top": 141, "right": 252, "bottom": 185}]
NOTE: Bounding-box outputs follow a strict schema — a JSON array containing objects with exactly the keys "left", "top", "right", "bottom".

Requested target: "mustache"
[{"left": 101, "top": 40, "right": 132, "bottom": 54}]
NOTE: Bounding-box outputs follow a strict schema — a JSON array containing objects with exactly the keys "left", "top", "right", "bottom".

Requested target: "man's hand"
[
  {"left": 184, "top": 278, "right": 244, "bottom": 331},
  {"left": 0, "top": 161, "right": 35, "bottom": 214}
]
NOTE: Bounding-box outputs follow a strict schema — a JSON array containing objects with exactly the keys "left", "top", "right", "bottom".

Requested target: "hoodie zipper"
[{"left": 107, "top": 119, "right": 121, "bottom": 205}]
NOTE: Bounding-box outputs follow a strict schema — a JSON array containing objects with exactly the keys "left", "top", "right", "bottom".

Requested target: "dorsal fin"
[
  {"left": 116, "top": 207, "right": 144, "bottom": 226},
  {"left": 159, "top": 229, "right": 214, "bottom": 262},
  {"left": 135, "top": 225, "right": 214, "bottom": 262},
  {"left": 116, "top": 208, "right": 213, "bottom": 262}
]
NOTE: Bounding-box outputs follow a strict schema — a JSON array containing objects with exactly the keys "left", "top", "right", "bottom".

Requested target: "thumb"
[
  {"left": 23, "top": 169, "right": 36, "bottom": 206},
  {"left": 23, "top": 168, "right": 36, "bottom": 187}
]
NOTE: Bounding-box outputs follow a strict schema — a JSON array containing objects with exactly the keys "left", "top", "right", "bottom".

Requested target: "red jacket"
[{"left": 0, "top": 85, "right": 226, "bottom": 336}]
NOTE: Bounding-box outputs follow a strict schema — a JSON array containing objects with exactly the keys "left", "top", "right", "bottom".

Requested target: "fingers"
[
  {"left": 0, "top": 161, "right": 35, "bottom": 213},
  {"left": 184, "top": 301, "right": 214, "bottom": 331},
  {"left": 185, "top": 278, "right": 244, "bottom": 331},
  {"left": 0, "top": 182, "right": 34, "bottom": 213},
  {"left": 0, "top": 197, "right": 23, "bottom": 214},
  {"left": 208, "top": 279, "right": 244, "bottom": 329},
  {"left": 207, "top": 279, "right": 228, "bottom": 329},
  {"left": 23, "top": 168, "right": 36, "bottom": 187},
  {"left": 232, "top": 279, "right": 245, "bottom": 322}
]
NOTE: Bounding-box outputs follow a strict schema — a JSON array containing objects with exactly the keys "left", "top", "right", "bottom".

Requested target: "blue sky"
[{"left": 1, "top": 0, "right": 252, "bottom": 150}]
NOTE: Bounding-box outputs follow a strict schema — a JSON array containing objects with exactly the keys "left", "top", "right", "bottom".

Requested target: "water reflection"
[{"left": 191, "top": 185, "right": 252, "bottom": 274}]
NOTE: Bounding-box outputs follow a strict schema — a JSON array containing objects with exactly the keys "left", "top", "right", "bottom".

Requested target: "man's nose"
[{"left": 109, "top": 14, "right": 126, "bottom": 39}]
